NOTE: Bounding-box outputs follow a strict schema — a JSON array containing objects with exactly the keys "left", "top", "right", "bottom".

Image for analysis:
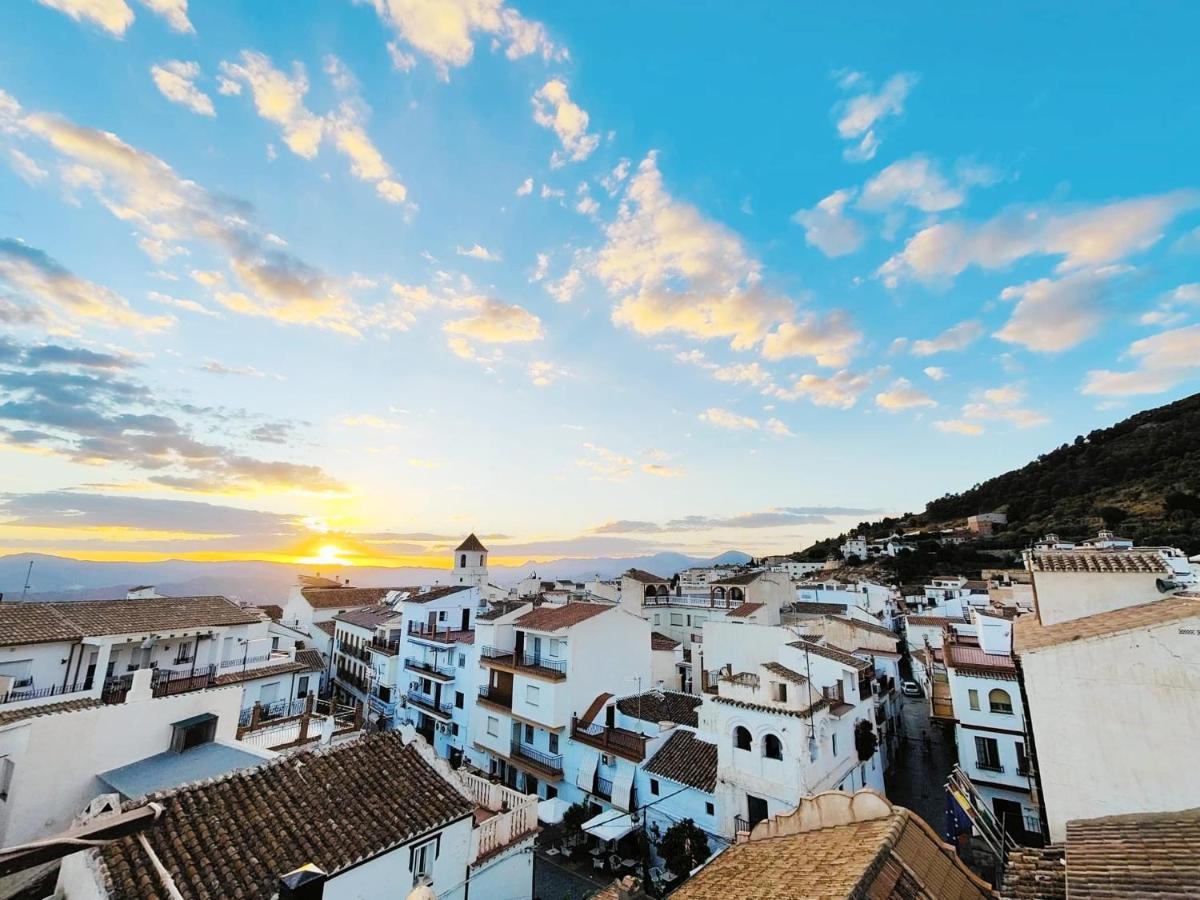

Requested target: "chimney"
[{"left": 279, "top": 864, "right": 327, "bottom": 900}]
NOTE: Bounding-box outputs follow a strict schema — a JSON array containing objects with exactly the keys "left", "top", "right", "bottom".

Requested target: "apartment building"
[
  {"left": 470, "top": 601, "right": 651, "bottom": 802},
  {"left": 57, "top": 732, "right": 538, "bottom": 900},
  {"left": 0, "top": 594, "right": 323, "bottom": 718},
  {"left": 1015, "top": 545, "right": 1200, "bottom": 841}
]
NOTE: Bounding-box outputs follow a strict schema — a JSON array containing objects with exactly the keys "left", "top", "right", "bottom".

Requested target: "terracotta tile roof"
[
  {"left": 96, "top": 734, "right": 474, "bottom": 900},
  {"left": 334, "top": 604, "right": 400, "bottom": 629},
  {"left": 710, "top": 570, "right": 766, "bottom": 587},
  {"left": 624, "top": 568, "right": 669, "bottom": 584},
  {"left": 726, "top": 602, "right": 763, "bottom": 618},
  {"left": 212, "top": 652, "right": 324, "bottom": 686},
  {"left": 643, "top": 730, "right": 717, "bottom": 793},
  {"left": 1004, "top": 846, "right": 1065, "bottom": 899},
  {"left": 616, "top": 690, "right": 701, "bottom": 727},
  {"left": 477, "top": 599, "right": 532, "bottom": 621},
  {"left": 650, "top": 631, "right": 680, "bottom": 651},
  {"left": 313, "top": 620, "right": 337, "bottom": 637},
  {"left": 712, "top": 695, "right": 828, "bottom": 720},
  {"left": 294, "top": 648, "right": 325, "bottom": 671},
  {"left": 762, "top": 662, "right": 807, "bottom": 684},
  {"left": 0, "top": 596, "right": 262, "bottom": 647},
  {"left": 1065, "top": 808, "right": 1200, "bottom": 897},
  {"left": 673, "top": 804, "right": 993, "bottom": 900},
  {"left": 1029, "top": 549, "right": 1170, "bottom": 574},
  {"left": 400, "top": 585, "right": 474, "bottom": 605},
  {"left": 905, "top": 615, "right": 964, "bottom": 627},
  {"left": 1015, "top": 593, "right": 1200, "bottom": 653},
  {"left": 515, "top": 602, "right": 611, "bottom": 632},
  {"left": 787, "top": 639, "right": 873, "bottom": 671},
  {"left": 944, "top": 642, "right": 1017, "bottom": 677},
  {"left": 830, "top": 615, "right": 897, "bottom": 638},
  {"left": 299, "top": 586, "right": 404, "bottom": 609},
  {"left": 455, "top": 533, "right": 487, "bottom": 552},
  {"left": 256, "top": 604, "right": 283, "bottom": 621},
  {"left": 790, "top": 601, "right": 849, "bottom": 615},
  {"left": 0, "top": 696, "right": 101, "bottom": 730}
]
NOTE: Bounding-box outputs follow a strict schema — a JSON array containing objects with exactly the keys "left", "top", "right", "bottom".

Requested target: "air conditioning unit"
[
  {"left": 602, "top": 753, "right": 616, "bottom": 766},
  {"left": 409, "top": 681, "right": 419, "bottom": 691},
  {"left": 437, "top": 722, "right": 450, "bottom": 734}
]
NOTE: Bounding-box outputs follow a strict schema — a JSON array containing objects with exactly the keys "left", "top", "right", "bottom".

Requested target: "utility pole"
[{"left": 19, "top": 560, "right": 33, "bottom": 601}]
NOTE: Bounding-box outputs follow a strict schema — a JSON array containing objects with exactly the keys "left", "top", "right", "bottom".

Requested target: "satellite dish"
[{"left": 1156, "top": 578, "right": 1180, "bottom": 594}]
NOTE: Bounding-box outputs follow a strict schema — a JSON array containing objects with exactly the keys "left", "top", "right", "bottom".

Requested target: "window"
[
  {"left": 968, "top": 689, "right": 980, "bottom": 711},
  {"left": 438, "top": 610, "right": 447, "bottom": 622},
  {"left": 487, "top": 716, "right": 499, "bottom": 737},
  {"left": 458, "top": 654, "right": 466, "bottom": 668},
  {"left": 650, "top": 778, "right": 660, "bottom": 796},
  {"left": 169, "top": 713, "right": 217, "bottom": 753},
  {"left": 975, "top": 736, "right": 1002, "bottom": 771},
  {"left": 549, "top": 733, "right": 559, "bottom": 754},
  {"left": 773, "top": 682, "right": 788, "bottom": 702},
  {"left": 524, "top": 724, "right": 534, "bottom": 744},
  {"left": 460, "top": 553, "right": 467, "bottom": 568},
  {"left": 455, "top": 691, "right": 464, "bottom": 709},
  {"left": 831, "top": 733, "right": 839, "bottom": 757},
  {"left": 410, "top": 836, "right": 440, "bottom": 878},
  {"left": 421, "top": 678, "right": 432, "bottom": 694},
  {"left": 0, "top": 756, "right": 13, "bottom": 801},
  {"left": 451, "top": 723, "right": 460, "bottom": 736},
  {"left": 526, "top": 684, "right": 540, "bottom": 706},
  {"left": 763, "top": 734, "right": 783, "bottom": 760},
  {"left": 653, "top": 614, "right": 661, "bottom": 626},
  {"left": 685, "top": 615, "right": 691, "bottom": 627},
  {"left": 734, "top": 726, "right": 752, "bottom": 751},
  {"left": 705, "top": 801, "right": 714, "bottom": 816},
  {"left": 296, "top": 676, "right": 309, "bottom": 698},
  {"left": 670, "top": 613, "right": 683, "bottom": 626},
  {"left": 548, "top": 640, "right": 561, "bottom": 658},
  {"left": 1016, "top": 741, "right": 1030, "bottom": 776},
  {"left": 988, "top": 688, "right": 1013, "bottom": 715}
]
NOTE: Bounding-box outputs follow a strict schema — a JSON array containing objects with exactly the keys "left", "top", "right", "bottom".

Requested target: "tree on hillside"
[{"left": 659, "top": 818, "right": 710, "bottom": 880}]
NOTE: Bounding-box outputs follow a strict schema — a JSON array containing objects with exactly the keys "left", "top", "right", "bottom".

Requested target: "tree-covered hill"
[{"left": 802, "top": 392, "right": 1200, "bottom": 560}]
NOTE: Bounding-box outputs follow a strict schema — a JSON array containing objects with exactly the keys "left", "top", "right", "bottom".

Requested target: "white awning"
[
  {"left": 611, "top": 759, "right": 635, "bottom": 812},
  {"left": 538, "top": 796, "right": 570, "bottom": 824},
  {"left": 575, "top": 748, "right": 599, "bottom": 790},
  {"left": 582, "top": 810, "right": 636, "bottom": 843}
]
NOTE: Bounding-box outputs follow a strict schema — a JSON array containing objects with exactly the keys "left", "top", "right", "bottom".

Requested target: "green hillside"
[{"left": 802, "top": 392, "right": 1200, "bottom": 561}]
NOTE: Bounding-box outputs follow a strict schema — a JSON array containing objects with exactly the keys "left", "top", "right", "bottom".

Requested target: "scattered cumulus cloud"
[
  {"left": 36, "top": 0, "right": 192, "bottom": 36},
  {"left": 532, "top": 79, "right": 599, "bottom": 166},
  {"left": 923, "top": 366, "right": 947, "bottom": 381},
  {"left": 1083, "top": 324, "right": 1200, "bottom": 396},
  {"left": 792, "top": 189, "right": 865, "bottom": 257},
  {"left": 834, "top": 72, "right": 917, "bottom": 162},
  {"left": 994, "top": 269, "right": 1115, "bottom": 352},
  {"left": 911, "top": 319, "right": 983, "bottom": 356},
  {"left": 456, "top": 243, "right": 501, "bottom": 262},
  {"left": 875, "top": 377, "right": 935, "bottom": 411},
  {"left": 150, "top": 60, "right": 214, "bottom": 116},
  {"left": 768, "top": 369, "right": 873, "bottom": 408}
]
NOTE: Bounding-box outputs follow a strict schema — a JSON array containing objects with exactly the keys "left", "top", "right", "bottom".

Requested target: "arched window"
[
  {"left": 645, "top": 585, "right": 656, "bottom": 600},
  {"left": 730, "top": 587, "right": 744, "bottom": 603},
  {"left": 762, "top": 733, "right": 783, "bottom": 760},
  {"left": 733, "top": 726, "right": 752, "bottom": 751},
  {"left": 460, "top": 554, "right": 467, "bottom": 568},
  {"left": 988, "top": 688, "right": 1013, "bottom": 714},
  {"left": 713, "top": 586, "right": 726, "bottom": 600},
  {"left": 656, "top": 584, "right": 669, "bottom": 597}
]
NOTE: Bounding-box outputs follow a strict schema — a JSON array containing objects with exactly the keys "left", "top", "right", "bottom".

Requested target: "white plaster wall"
[
  {"left": 324, "top": 816, "right": 472, "bottom": 900},
  {"left": 1022, "top": 615, "right": 1200, "bottom": 841},
  {"left": 1032, "top": 570, "right": 1163, "bottom": 626},
  {"left": 0, "top": 685, "right": 245, "bottom": 844},
  {"left": 467, "top": 844, "right": 534, "bottom": 900}
]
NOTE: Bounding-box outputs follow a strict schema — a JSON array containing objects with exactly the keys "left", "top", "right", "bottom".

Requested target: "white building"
[
  {"left": 772, "top": 559, "right": 839, "bottom": 580},
  {"left": 839, "top": 536, "right": 869, "bottom": 561},
  {"left": 1015, "top": 545, "right": 1200, "bottom": 841},
  {"left": 58, "top": 731, "right": 538, "bottom": 900},
  {"left": 0, "top": 672, "right": 271, "bottom": 847},
  {"left": 0, "top": 594, "right": 324, "bottom": 718}
]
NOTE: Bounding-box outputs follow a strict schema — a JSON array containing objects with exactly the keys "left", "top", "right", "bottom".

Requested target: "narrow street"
[
  {"left": 533, "top": 850, "right": 610, "bottom": 900},
  {"left": 885, "top": 691, "right": 958, "bottom": 834}
]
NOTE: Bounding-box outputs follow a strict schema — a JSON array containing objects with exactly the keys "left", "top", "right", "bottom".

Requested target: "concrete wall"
[
  {"left": 1032, "top": 570, "right": 1164, "bottom": 626},
  {"left": 1021, "top": 614, "right": 1200, "bottom": 841},
  {"left": 0, "top": 685, "right": 246, "bottom": 844},
  {"left": 326, "top": 815, "right": 473, "bottom": 900}
]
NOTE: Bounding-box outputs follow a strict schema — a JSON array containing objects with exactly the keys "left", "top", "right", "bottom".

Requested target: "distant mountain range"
[{"left": 0, "top": 550, "right": 753, "bottom": 605}]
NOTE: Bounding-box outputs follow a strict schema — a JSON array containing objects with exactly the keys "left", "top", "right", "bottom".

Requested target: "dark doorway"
[
  {"left": 993, "top": 798, "right": 1025, "bottom": 841},
  {"left": 461, "top": 608, "right": 470, "bottom": 631},
  {"left": 747, "top": 795, "right": 769, "bottom": 828}
]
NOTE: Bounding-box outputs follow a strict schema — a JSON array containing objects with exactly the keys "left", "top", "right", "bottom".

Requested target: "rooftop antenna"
[{"left": 20, "top": 560, "right": 33, "bottom": 601}]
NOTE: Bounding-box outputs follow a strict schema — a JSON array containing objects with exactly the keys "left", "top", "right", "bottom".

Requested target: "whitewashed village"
[{"left": 1, "top": 520, "right": 1197, "bottom": 899}]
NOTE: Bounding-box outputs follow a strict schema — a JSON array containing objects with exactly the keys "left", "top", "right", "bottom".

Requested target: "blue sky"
[{"left": 0, "top": 0, "right": 1198, "bottom": 566}]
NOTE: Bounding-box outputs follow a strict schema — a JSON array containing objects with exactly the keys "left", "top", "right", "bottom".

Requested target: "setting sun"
[{"left": 301, "top": 543, "right": 351, "bottom": 567}]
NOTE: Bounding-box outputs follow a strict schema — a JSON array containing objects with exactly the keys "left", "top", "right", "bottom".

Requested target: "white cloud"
[
  {"left": 150, "top": 60, "right": 214, "bottom": 117},
  {"left": 530, "top": 253, "right": 549, "bottom": 282},
  {"left": 954, "top": 383, "right": 1049, "bottom": 430},
  {"left": 923, "top": 366, "right": 946, "bottom": 381},
  {"left": 875, "top": 377, "right": 935, "bottom": 411},
  {"left": 365, "top": 0, "right": 564, "bottom": 80},
  {"left": 1140, "top": 282, "right": 1200, "bottom": 326},
  {"left": 911, "top": 319, "right": 983, "bottom": 356},
  {"left": 138, "top": 0, "right": 192, "bottom": 33},
  {"left": 532, "top": 79, "right": 599, "bottom": 166},
  {"left": 577, "top": 443, "right": 682, "bottom": 481},
  {"left": 36, "top": 0, "right": 191, "bottom": 35},
  {"left": 546, "top": 266, "right": 583, "bottom": 303},
  {"left": 1083, "top": 324, "right": 1200, "bottom": 396},
  {"left": 858, "top": 155, "right": 966, "bottom": 213},
  {"left": 516, "top": 177, "right": 533, "bottom": 196},
  {"left": 765, "top": 417, "right": 794, "bottom": 437},
  {"left": 456, "top": 243, "right": 501, "bottom": 262},
  {"left": 835, "top": 72, "right": 917, "bottom": 162},
  {"left": 712, "top": 362, "right": 771, "bottom": 387},
  {"left": 994, "top": 269, "right": 1113, "bottom": 352},
  {"left": 528, "top": 359, "right": 567, "bottom": 386},
  {"left": 769, "top": 369, "right": 873, "bottom": 408},
  {"left": 600, "top": 158, "right": 630, "bottom": 196},
  {"left": 880, "top": 191, "right": 1199, "bottom": 285},
  {"left": 8, "top": 149, "right": 47, "bottom": 184},
  {"left": 698, "top": 407, "right": 760, "bottom": 431},
  {"left": 934, "top": 419, "right": 983, "bottom": 436},
  {"left": 597, "top": 152, "right": 860, "bottom": 366},
  {"left": 791, "top": 188, "right": 865, "bottom": 257},
  {"left": 443, "top": 297, "right": 544, "bottom": 345}
]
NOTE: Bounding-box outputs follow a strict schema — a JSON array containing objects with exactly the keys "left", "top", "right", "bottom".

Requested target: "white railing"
[{"left": 460, "top": 772, "right": 538, "bottom": 862}]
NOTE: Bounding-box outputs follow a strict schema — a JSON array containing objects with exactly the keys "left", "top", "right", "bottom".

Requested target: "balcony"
[
  {"left": 369, "top": 692, "right": 398, "bottom": 717},
  {"left": 407, "top": 622, "right": 473, "bottom": 645},
  {"left": 479, "top": 647, "right": 566, "bottom": 681},
  {"left": 369, "top": 637, "right": 402, "bottom": 657},
  {"left": 0, "top": 678, "right": 93, "bottom": 707},
  {"left": 335, "top": 666, "right": 370, "bottom": 695},
  {"left": 407, "top": 689, "right": 453, "bottom": 720},
  {"left": 477, "top": 684, "right": 513, "bottom": 712},
  {"left": 734, "top": 815, "right": 752, "bottom": 834},
  {"left": 975, "top": 759, "right": 1005, "bottom": 774},
  {"left": 337, "top": 641, "right": 372, "bottom": 664},
  {"left": 459, "top": 772, "right": 539, "bottom": 863},
  {"left": 571, "top": 716, "right": 648, "bottom": 763},
  {"left": 593, "top": 775, "right": 613, "bottom": 800},
  {"left": 509, "top": 740, "right": 563, "bottom": 779},
  {"left": 405, "top": 657, "right": 456, "bottom": 680}
]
